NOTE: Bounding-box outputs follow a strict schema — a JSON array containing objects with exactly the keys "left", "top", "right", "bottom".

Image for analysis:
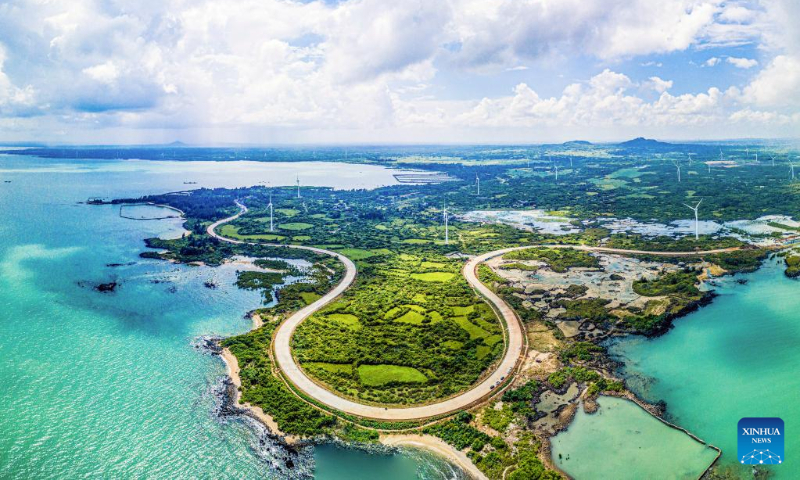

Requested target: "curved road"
[{"left": 209, "top": 201, "right": 740, "bottom": 420}]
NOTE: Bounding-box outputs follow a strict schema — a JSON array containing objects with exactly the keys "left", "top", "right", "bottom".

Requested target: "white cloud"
[
  {"left": 644, "top": 76, "right": 674, "bottom": 93},
  {"left": 82, "top": 62, "right": 120, "bottom": 84},
  {"left": 743, "top": 55, "right": 800, "bottom": 107},
  {"left": 726, "top": 56, "right": 758, "bottom": 68},
  {"left": 0, "top": 0, "right": 794, "bottom": 142}
]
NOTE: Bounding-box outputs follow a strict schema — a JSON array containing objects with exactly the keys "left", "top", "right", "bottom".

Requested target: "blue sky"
[{"left": 0, "top": 0, "right": 798, "bottom": 144}]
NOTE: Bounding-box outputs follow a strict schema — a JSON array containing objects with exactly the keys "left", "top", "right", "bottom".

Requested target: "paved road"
[{"left": 209, "top": 202, "right": 740, "bottom": 420}]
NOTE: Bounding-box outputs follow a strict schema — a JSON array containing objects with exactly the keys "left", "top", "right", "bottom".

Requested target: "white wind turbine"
[
  {"left": 684, "top": 199, "right": 702, "bottom": 240},
  {"left": 554, "top": 162, "right": 559, "bottom": 181},
  {"left": 791, "top": 163, "right": 796, "bottom": 181},
  {"left": 267, "top": 191, "right": 274, "bottom": 232},
  {"left": 475, "top": 173, "right": 480, "bottom": 195},
  {"left": 296, "top": 175, "right": 301, "bottom": 198},
  {"left": 687, "top": 153, "right": 696, "bottom": 165},
  {"left": 770, "top": 155, "right": 776, "bottom": 167},
  {"left": 442, "top": 202, "right": 450, "bottom": 245},
  {"left": 672, "top": 159, "right": 681, "bottom": 183}
]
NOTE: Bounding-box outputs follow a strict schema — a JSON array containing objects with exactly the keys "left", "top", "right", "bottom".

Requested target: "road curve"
[{"left": 208, "top": 202, "right": 740, "bottom": 421}]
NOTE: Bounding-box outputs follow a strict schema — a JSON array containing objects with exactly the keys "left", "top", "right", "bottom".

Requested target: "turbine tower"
[
  {"left": 684, "top": 199, "right": 702, "bottom": 240},
  {"left": 296, "top": 174, "right": 301, "bottom": 198},
  {"left": 554, "top": 163, "right": 559, "bottom": 181},
  {"left": 475, "top": 173, "right": 480, "bottom": 195},
  {"left": 267, "top": 191, "right": 274, "bottom": 232},
  {"left": 791, "top": 163, "right": 796, "bottom": 181},
  {"left": 672, "top": 159, "right": 681, "bottom": 183},
  {"left": 443, "top": 203, "right": 449, "bottom": 245}
]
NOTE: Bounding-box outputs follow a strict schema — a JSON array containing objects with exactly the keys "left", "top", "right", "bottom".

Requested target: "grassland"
[{"left": 292, "top": 250, "right": 505, "bottom": 405}]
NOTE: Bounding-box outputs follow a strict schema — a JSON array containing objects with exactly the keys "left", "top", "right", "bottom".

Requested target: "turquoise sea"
[
  {"left": 0, "top": 154, "right": 462, "bottom": 479},
  {"left": 609, "top": 258, "right": 800, "bottom": 478}
]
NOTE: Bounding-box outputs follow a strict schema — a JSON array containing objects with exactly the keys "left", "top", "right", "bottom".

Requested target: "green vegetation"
[
  {"left": 482, "top": 403, "right": 514, "bottom": 432},
  {"left": 424, "top": 412, "right": 558, "bottom": 479},
  {"left": 117, "top": 143, "right": 787, "bottom": 464},
  {"left": 279, "top": 222, "right": 314, "bottom": 231},
  {"left": 504, "top": 248, "right": 599, "bottom": 272},
  {"left": 293, "top": 251, "right": 504, "bottom": 405},
  {"left": 357, "top": 364, "right": 428, "bottom": 386},
  {"left": 785, "top": 254, "right": 800, "bottom": 278},
  {"left": 632, "top": 269, "right": 701, "bottom": 296},
  {"left": 221, "top": 325, "right": 335, "bottom": 436},
  {"left": 235, "top": 271, "right": 285, "bottom": 302}
]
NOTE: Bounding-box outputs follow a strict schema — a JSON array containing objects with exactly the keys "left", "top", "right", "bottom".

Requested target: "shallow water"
[
  {"left": 0, "top": 155, "right": 459, "bottom": 479},
  {"left": 551, "top": 396, "right": 718, "bottom": 479},
  {"left": 609, "top": 258, "right": 800, "bottom": 478}
]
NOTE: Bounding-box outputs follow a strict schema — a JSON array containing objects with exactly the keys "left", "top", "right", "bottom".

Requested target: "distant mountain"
[
  {"left": 618, "top": 137, "right": 671, "bottom": 147},
  {"left": 562, "top": 140, "right": 592, "bottom": 146},
  {"left": 164, "top": 141, "right": 189, "bottom": 147}
]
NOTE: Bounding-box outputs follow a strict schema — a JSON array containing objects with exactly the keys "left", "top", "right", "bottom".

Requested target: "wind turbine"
[
  {"left": 569, "top": 156, "right": 573, "bottom": 167},
  {"left": 684, "top": 199, "right": 702, "bottom": 240},
  {"left": 475, "top": 173, "right": 480, "bottom": 195},
  {"left": 554, "top": 163, "right": 559, "bottom": 181},
  {"left": 687, "top": 153, "right": 696, "bottom": 165},
  {"left": 791, "top": 163, "right": 796, "bottom": 181},
  {"left": 267, "top": 191, "right": 274, "bottom": 232},
  {"left": 296, "top": 175, "right": 301, "bottom": 198},
  {"left": 442, "top": 203, "right": 449, "bottom": 245},
  {"left": 672, "top": 159, "right": 681, "bottom": 183},
  {"left": 770, "top": 155, "right": 776, "bottom": 167},
  {"left": 719, "top": 149, "right": 724, "bottom": 162}
]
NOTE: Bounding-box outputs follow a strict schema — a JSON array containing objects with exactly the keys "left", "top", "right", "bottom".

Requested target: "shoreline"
[
  {"left": 379, "top": 434, "right": 488, "bottom": 480},
  {"left": 219, "top": 337, "right": 301, "bottom": 445},
  {"left": 219, "top": 348, "right": 301, "bottom": 446},
  {"left": 219, "top": 312, "right": 488, "bottom": 476}
]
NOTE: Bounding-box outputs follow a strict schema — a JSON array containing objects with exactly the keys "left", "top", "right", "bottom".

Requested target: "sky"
[{"left": 0, "top": 0, "right": 799, "bottom": 145}]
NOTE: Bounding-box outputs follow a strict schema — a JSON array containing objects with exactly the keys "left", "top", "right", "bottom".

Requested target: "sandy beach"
[
  {"left": 380, "top": 434, "right": 487, "bottom": 480},
  {"left": 220, "top": 346, "right": 300, "bottom": 444}
]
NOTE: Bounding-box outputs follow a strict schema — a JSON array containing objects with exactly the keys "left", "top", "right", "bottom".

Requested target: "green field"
[
  {"left": 218, "top": 224, "right": 285, "bottom": 241},
  {"left": 395, "top": 310, "right": 426, "bottom": 324},
  {"left": 279, "top": 222, "right": 314, "bottom": 231},
  {"left": 410, "top": 272, "right": 455, "bottom": 282},
  {"left": 275, "top": 208, "right": 300, "bottom": 217},
  {"left": 326, "top": 313, "right": 361, "bottom": 329},
  {"left": 453, "top": 316, "right": 490, "bottom": 339},
  {"left": 300, "top": 292, "right": 321, "bottom": 304},
  {"left": 357, "top": 364, "right": 428, "bottom": 386}
]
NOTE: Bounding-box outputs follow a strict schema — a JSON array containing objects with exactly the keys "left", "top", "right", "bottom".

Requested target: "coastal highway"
[{"left": 208, "top": 202, "right": 741, "bottom": 421}]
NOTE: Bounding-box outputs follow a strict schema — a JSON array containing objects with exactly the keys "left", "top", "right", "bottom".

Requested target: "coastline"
[
  {"left": 220, "top": 313, "right": 489, "bottom": 477},
  {"left": 379, "top": 434, "right": 488, "bottom": 480},
  {"left": 219, "top": 314, "right": 300, "bottom": 445},
  {"left": 220, "top": 346, "right": 300, "bottom": 445}
]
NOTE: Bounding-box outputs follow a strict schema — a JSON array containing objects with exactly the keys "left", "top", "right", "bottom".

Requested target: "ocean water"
[
  {"left": 609, "top": 258, "right": 800, "bottom": 478},
  {"left": 550, "top": 396, "right": 718, "bottom": 479},
  {"left": 0, "top": 154, "right": 461, "bottom": 479}
]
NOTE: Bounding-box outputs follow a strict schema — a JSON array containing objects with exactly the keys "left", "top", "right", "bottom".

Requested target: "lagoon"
[
  {"left": 551, "top": 396, "right": 718, "bottom": 479},
  {"left": 609, "top": 258, "right": 800, "bottom": 478}
]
